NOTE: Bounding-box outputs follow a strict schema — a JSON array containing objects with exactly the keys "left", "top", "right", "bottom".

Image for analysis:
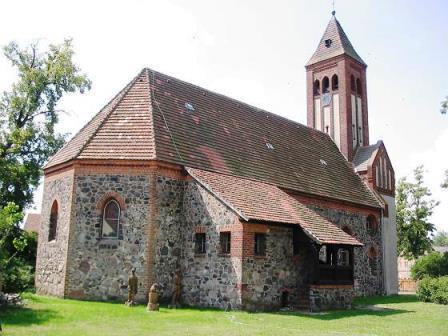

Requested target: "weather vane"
[{"left": 332, "top": 0, "right": 336, "bottom": 16}]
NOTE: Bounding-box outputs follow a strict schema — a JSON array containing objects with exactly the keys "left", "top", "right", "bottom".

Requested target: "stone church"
[{"left": 36, "top": 14, "right": 398, "bottom": 311}]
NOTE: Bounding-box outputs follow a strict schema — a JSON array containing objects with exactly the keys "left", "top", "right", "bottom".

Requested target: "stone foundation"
[{"left": 309, "top": 285, "right": 354, "bottom": 312}]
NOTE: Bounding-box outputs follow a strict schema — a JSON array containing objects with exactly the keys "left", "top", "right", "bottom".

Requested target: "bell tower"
[{"left": 306, "top": 12, "right": 369, "bottom": 162}]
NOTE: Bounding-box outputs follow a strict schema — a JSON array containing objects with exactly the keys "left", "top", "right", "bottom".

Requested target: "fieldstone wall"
[
  {"left": 242, "top": 226, "right": 299, "bottom": 310},
  {"left": 309, "top": 206, "right": 383, "bottom": 296},
  {"left": 309, "top": 286, "right": 354, "bottom": 312},
  {"left": 36, "top": 172, "right": 74, "bottom": 297},
  {"left": 181, "top": 182, "right": 242, "bottom": 309},
  {"left": 153, "top": 176, "right": 186, "bottom": 301},
  {"left": 65, "top": 174, "right": 151, "bottom": 301}
]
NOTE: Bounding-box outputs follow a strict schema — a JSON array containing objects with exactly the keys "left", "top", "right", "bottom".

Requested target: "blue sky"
[{"left": 1, "top": 0, "right": 447, "bottom": 231}]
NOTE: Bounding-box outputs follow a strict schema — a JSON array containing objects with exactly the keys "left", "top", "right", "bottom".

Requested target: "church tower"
[{"left": 306, "top": 13, "right": 369, "bottom": 162}]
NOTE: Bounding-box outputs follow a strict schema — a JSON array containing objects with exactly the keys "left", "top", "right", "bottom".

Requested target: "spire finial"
[{"left": 332, "top": 0, "right": 336, "bottom": 16}]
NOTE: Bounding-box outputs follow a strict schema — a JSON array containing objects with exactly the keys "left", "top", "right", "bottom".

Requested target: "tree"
[
  {"left": 0, "top": 39, "right": 91, "bottom": 210},
  {"left": 0, "top": 202, "right": 37, "bottom": 293},
  {"left": 0, "top": 39, "right": 90, "bottom": 293},
  {"left": 434, "top": 231, "right": 448, "bottom": 247},
  {"left": 396, "top": 165, "right": 439, "bottom": 260}
]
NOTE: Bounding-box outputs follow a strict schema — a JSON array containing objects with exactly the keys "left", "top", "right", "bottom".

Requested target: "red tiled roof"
[
  {"left": 45, "top": 68, "right": 379, "bottom": 209},
  {"left": 24, "top": 213, "right": 41, "bottom": 233},
  {"left": 187, "top": 167, "right": 362, "bottom": 246}
]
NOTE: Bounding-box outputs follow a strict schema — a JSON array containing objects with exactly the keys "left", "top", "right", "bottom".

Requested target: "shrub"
[
  {"left": 416, "top": 276, "right": 448, "bottom": 305},
  {"left": 411, "top": 251, "right": 448, "bottom": 280}
]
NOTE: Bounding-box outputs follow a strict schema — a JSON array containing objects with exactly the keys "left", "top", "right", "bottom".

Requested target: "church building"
[{"left": 36, "top": 13, "right": 398, "bottom": 311}]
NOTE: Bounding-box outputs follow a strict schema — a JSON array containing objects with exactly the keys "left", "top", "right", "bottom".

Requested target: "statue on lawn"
[
  {"left": 147, "top": 283, "right": 159, "bottom": 311},
  {"left": 169, "top": 270, "right": 182, "bottom": 308},
  {"left": 125, "top": 268, "right": 138, "bottom": 306}
]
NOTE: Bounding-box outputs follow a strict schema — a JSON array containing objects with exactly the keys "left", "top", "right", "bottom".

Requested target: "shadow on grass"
[
  {"left": 0, "top": 306, "right": 59, "bottom": 327},
  {"left": 354, "top": 294, "right": 419, "bottom": 305},
  {"left": 273, "top": 306, "right": 413, "bottom": 320}
]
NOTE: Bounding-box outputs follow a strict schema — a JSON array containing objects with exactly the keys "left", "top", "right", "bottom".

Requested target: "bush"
[
  {"left": 417, "top": 276, "right": 448, "bottom": 305},
  {"left": 411, "top": 251, "right": 448, "bottom": 280}
]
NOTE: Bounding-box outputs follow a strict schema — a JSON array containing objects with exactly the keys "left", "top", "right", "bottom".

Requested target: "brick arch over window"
[
  {"left": 48, "top": 200, "right": 58, "bottom": 241},
  {"left": 95, "top": 191, "right": 126, "bottom": 214}
]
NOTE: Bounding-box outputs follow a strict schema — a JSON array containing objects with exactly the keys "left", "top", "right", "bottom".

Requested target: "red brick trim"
[
  {"left": 95, "top": 191, "right": 126, "bottom": 214},
  {"left": 194, "top": 226, "right": 207, "bottom": 233}
]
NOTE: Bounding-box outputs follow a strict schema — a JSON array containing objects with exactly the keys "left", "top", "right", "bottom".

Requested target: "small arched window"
[
  {"left": 322, "top": 77, "right": 330, "bottom": 93},
  {"left": 313, "top": 79, "right": 320, "bottom": 96},
  {"left": 48, "top": 201, "right": 58, "bottom": 241},
  {"left": 366, "top": 215, "right": 378, "bottom": 236},
  {"left": 356, "top": 78, "right": 362, "bottom": 96},
  {"left": 331, "top": 75, "right": 339, "bottom": 91},
  {"left": 102, "top": 199, "right": 120, "bottom": 239},
  {"left": 350, "top": 75, "right": 356, "bottom": 92}
]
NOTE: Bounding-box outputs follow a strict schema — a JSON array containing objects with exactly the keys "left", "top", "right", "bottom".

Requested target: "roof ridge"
[
  {"left": 145, "top": 67, "right": 326, "bottom": 138},
  {"left": 74, "top": 70, "right": 147, "bottom": 160}
]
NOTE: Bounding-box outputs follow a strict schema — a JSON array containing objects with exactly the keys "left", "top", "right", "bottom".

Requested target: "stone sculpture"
[
  {"left": 169, "top": 271, "right": 182, "bottom": 308},
  {"left": 147, "top": 284, "right": 159, "bottom": 311},
  {"left": 125, "top": 268, "right": 138, "bottom": 306}
]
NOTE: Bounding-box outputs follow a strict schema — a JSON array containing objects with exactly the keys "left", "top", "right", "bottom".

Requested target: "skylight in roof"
[
  {"left": 266, "top": 143, "right": 274, "bottom": 150},
  {"left": 185, "top": 102, "right": 195, "bottom": 112},
  {"left": 320, "top": 159, "right": 327, "bottom": 166},
  {"left": 324, "top": 39, "right": 332, "bottom": 48}
]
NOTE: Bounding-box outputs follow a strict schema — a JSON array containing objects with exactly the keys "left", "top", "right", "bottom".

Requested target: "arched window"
[
  {"left": 313, "top": 79, "right": 320, "bottom": 96},
  {"left": 48, "top": 201, "right": 58, "bottom": 241},
  {"left": 366, "top": 215, "right": 378, "bottom": 236},
  {"left": 322, "top": 76, "right": 330, "bottom": 93},
  {"left": 350, "top": 75, "right": 356, "bottom": 92},
  {"left": 331, "top": 74, "right": 339, "bottom": 91},
  {"left": 102, "top": 199, "right": 120, "bottom": 238},
  {"left": 356, "top": 78, "right": 363, "bottom": 96}
]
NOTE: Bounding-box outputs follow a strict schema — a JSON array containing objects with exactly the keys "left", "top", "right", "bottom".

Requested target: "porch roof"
[{"left": 187, "top": 167, "right": 362, "bottom": 246}]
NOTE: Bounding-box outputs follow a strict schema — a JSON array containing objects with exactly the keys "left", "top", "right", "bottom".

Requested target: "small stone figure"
[
  {"left": 169, "top": 271, "right": 182, "bottom": 308},
  {"left": 147, "top": 284, "right": 159, "bottom": 311},
  {"left": 125, "top": 268, "right": 138, "bottom": 306}
]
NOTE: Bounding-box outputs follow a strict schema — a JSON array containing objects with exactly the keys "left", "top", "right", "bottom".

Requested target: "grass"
[{"left": 0, "top": 294, "right": 447, "bottom": 335}]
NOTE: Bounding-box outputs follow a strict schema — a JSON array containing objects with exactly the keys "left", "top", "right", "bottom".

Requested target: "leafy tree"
[
  {"left": 0, "top": 202, "right": 37, "bottom": 293},
  {"left": 0, "top": 39, "right": 90, "bottom": 293},
  {"left": 0, "top": 39, "right": 91, "bottom": 210},
  {"left": 434, "top": 231, "right": 448, "bottom": 247},
  {"left": 411, "top": 251, "right": 448, "bottom": 280},
  {"left": 396, "top": 165, "right": 439, "bottom": 260}
]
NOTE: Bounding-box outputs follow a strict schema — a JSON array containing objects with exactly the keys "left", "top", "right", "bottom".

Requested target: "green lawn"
[{"left": 0, "top": 294, "right": 447, "bottom": 336}]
